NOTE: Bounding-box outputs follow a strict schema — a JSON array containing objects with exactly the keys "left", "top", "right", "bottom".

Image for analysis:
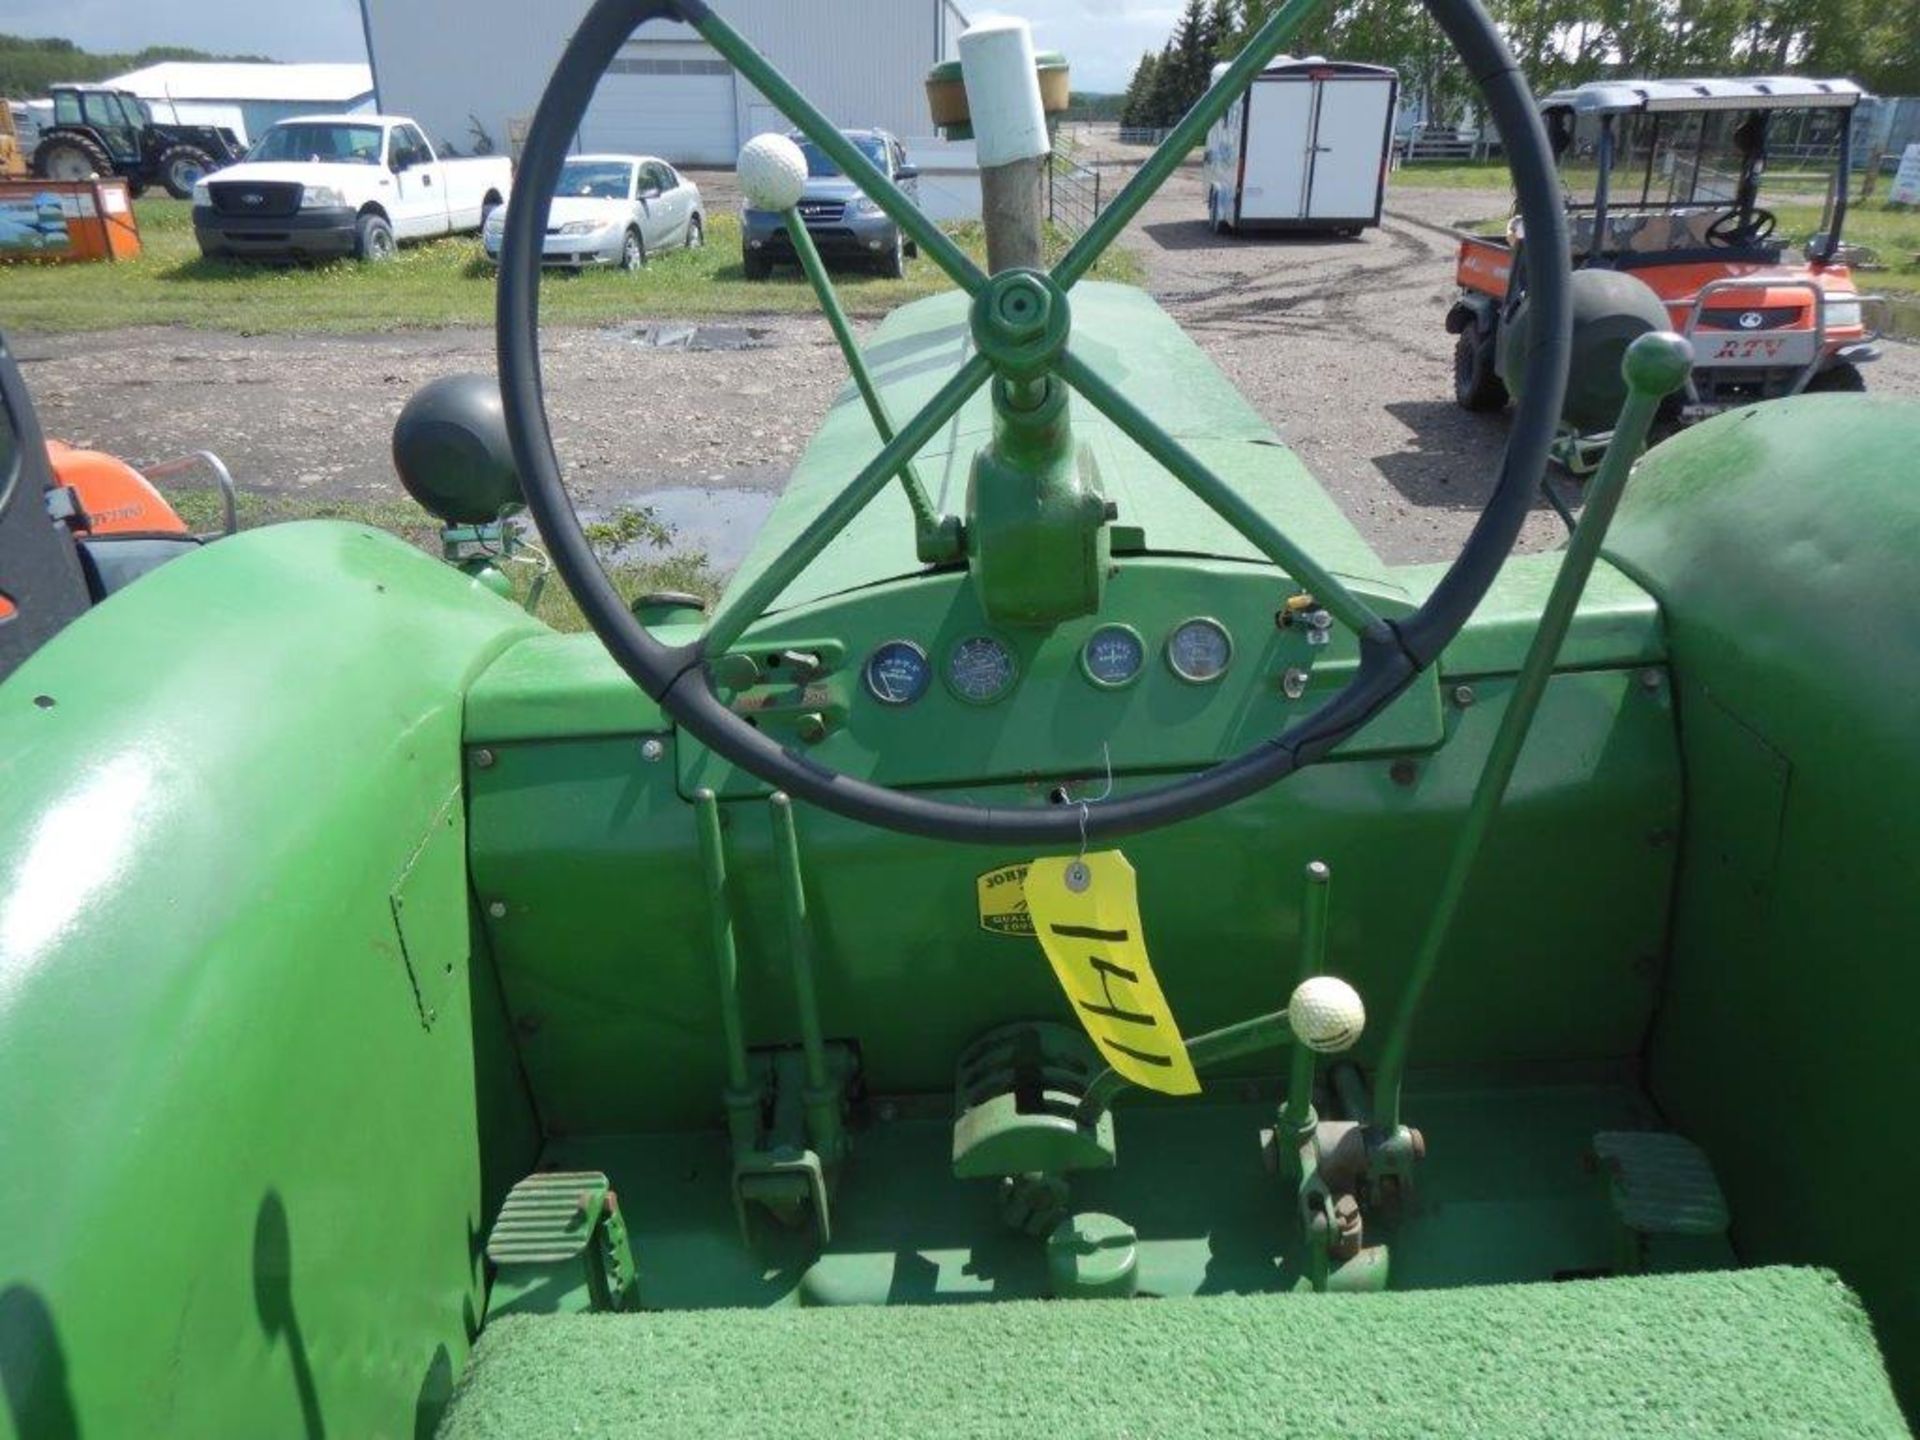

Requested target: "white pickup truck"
[{"left": 192, "top": 114, "right": 511, "bottom": 262}]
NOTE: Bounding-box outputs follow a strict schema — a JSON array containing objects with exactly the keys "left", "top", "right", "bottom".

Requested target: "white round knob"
[
  {"left": 738, "top": 133, "right": 808, "bottom": 213},
  {"left": 1288, "top": 976, "right": 1366, "bottom": 1054}
]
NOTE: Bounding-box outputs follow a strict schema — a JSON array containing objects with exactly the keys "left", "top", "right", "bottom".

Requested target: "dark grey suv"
[{"left": 742, "top": 128, "right": 920, "bottom": 279}]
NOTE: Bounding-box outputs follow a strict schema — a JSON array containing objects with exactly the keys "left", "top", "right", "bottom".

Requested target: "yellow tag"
[
  {"left": 976, "top": 863, "right": 1034, "bottom": 937},
  {"left": 1024, "top": 852, "right": 1199, "bottom": 1096}
]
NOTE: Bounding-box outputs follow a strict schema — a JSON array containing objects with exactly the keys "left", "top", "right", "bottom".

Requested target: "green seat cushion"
[{"left": 439, "top": 1266, "right": 1907, "bottom": 1439}]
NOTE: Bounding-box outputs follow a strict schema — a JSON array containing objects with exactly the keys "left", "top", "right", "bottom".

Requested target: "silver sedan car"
[{"left": 483, "top": 154, "right": 704, "bottom": 269}]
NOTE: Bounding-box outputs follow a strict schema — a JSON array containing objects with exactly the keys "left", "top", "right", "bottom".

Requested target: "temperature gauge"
[
  {"left": 946, "top": 635, "right": 1018, "bottom": 705},
  {"left": 1166, "top": 618, "right": 1233, "bottom": 684},
  {"left": 863, "top": 640, "right": 931, "bottom": 706},
  {"left": 1082, "top": 624, "right": 1145, "bottom": 688}
]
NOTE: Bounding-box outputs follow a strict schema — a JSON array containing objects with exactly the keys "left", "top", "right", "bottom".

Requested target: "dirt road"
[{"left": 13, "top": 164, "right": 1918, "bottom": 569}]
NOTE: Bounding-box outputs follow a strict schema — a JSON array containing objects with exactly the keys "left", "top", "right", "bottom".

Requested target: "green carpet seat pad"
[{"left": 438, "top": 1266, "right": 1907, "bottom": 1439}]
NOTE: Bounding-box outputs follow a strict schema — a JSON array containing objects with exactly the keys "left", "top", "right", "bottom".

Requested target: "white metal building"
[
  {"left": 106, "top": 62, "right": 376, "bottom": 147},
  {"left": 357, "top": 0, "right": 967, "bottom": 164}
]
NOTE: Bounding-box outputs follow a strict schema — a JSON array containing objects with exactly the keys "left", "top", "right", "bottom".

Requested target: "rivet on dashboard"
[
  {"left": 641, "top": 737, "right": 666, "bottom": 762},
  {"left": 1281, "top": 667, "right": 1310, "bottom": 700}
]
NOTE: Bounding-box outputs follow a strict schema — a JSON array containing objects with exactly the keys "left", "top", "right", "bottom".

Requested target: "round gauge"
[
  {"left": 1081, "top": 624, "right": 1145, "bottom": 689},
  {"left": 863, "top": 640, "right": 931, "bottom": 706},
  {"left": 1166, "top": 617, "right": 1234, "bottom": 684},
  {"left": 946, "top": 634, "right": 1018, "bottom": 705}
]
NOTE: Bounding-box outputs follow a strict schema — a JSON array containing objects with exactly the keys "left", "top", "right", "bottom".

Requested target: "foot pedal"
[
  {"left": 485, "top": 1170, "right": 637, "bottom": 1318},
  {"left": 1593, "top": 1132, "right": 1730, "bottom": 1236}
]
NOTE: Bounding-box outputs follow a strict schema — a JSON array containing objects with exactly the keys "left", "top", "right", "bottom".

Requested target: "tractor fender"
[{"left": 1446, "top": 293, "right": 1497, "bottom": 338}]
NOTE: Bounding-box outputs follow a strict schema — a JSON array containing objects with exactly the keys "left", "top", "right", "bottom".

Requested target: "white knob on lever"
[
  {"left": 738, "top": 133, "right": 809, "bottom": 214},
  {"left": 1288, "top": 976, "right": 1366, "bottom": 1055}
]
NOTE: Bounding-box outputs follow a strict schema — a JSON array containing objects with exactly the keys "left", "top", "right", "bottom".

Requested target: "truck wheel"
[
  {"left": 620, "top": 228, "right": 646, "bottom": 271},
  {"left": 159, "top": 145, "right": 216, "bottom": 199},
  {"left": 685, "top": 214, "right": 704, "bottom": 250},
  {"left": 878, "top": 230, "right": 906, "bottom": 279},
  {"left": 354, "top": 213, "right": 397, "bottom": 262},
  {"left": 743, "top": 251, "right": 771, "bottom": 281},
  {"left": 31, "top": 133, "right": 112, "bottom": 184},
  {"left": 1804, "top": 362, "right": 1865, "bottom": 394},
  {"left": 1454, "top": 329, "right": 1508, "bottom": 412}
]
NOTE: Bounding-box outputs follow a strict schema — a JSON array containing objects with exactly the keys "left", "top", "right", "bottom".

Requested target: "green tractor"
[
  {"left": 3, "top": 1, "right": 1918, "bottom": 1436},
  {"left": 30, "top": 84, "right": 246, "bottom": 200}
]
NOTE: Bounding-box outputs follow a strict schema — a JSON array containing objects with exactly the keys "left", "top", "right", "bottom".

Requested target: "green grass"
[
  {"left": 1392, "top": 159, "right": 1515, "bottom": 190},
  {"left": 166, "top": 485, "right": 720, "bottom": 633},
  {"left": 0, "top": 198, "right": 1142, "bottom": 335}
]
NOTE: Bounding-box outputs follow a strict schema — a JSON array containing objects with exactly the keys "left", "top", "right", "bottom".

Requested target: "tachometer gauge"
[
  {"left": 1166, "top": 618, "right": 1233, "bottom": 684},
  {"left": 863, "top": 640, "right": 931, "bottom": 706},
  {"left": 1082, "top": 624, "right": 1145, "bottom": 688},
  {"left": 946, "top": 635, "right": 1018, "bottom": 705}
]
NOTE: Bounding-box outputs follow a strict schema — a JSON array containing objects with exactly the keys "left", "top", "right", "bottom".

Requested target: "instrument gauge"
[
  {"left": 863, "top": 640, "right": 931, "bottom": 706},
  {"left": 1166, "top": 618, "right": 1234, "bottom": 684},
  {"left": 1081, "top": 624, "right": 1145, "bottom": 688},
  {"left": 946, "top": 635, "right": 1018, "bottom": 705}
]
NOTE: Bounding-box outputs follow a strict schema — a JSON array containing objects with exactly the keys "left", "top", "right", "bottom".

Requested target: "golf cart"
[{"left": 1450, "top": 77, "right": 1882, "bottom": 468}]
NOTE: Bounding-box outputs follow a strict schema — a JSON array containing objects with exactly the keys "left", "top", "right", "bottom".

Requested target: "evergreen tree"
[{"left": 1120, "top": 50, "right": 1161, "bottom": 128}]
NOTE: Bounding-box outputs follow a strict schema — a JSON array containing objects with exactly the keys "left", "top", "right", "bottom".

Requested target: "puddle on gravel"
[
  {"left": 583, "top": 485, "right": 779, "bottom": 570},
  {"left": 620, "top": 323, "right": 777, "bottom": 352}
]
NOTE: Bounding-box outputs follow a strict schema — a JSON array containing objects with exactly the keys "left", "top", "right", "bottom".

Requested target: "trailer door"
[
  {"left": 1306, "top": 78, "right": 1393, "bottom": 221},
  {"left": 1238, "top": 79, "right": 1313, "bottom": 221}
]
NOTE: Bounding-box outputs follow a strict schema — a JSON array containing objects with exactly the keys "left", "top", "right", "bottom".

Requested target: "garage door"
[{"left": 581, "top": 58, "right": 737, "bottom": 166}]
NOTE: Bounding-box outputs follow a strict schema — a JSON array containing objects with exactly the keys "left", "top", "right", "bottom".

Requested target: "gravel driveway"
[{"left": 12, "top": 162, "right": 1918, "bottom": 570}]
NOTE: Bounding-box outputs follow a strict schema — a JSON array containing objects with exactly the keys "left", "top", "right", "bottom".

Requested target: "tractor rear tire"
[
  {"left": 159, "top": 144, "right": 217, "bottom": 199},
  {"left": 1804, "top": 362, "right": 1866, "bottom": 394},
  {"left": 1454, "top": 329, "right": 1508, "bottom": 412},
  {"left": 31, "top": 133, "right": 112, "bottom": 185},
  {"left": 354, "top": 213, "right": 397, "bottom": 263}
]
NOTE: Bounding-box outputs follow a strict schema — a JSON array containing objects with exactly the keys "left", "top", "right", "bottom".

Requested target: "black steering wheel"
[
  {"left": 1707, "top": 206, "right": 1778, "bottom": 247},
  {"left": 497, "top": 0, "right": 1570, "bottom": 846}
]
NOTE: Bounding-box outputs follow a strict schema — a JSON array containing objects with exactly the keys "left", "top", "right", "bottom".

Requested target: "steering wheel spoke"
[
  {"left": 688, "top": 6, "right": 984, "bottom": 295},
  {"left": 1057, "top": 350, "right": 1387, "bottom": 640},
  {"left": 701, "top": 352, "right": 994, "bottom": 657},
  {"left": 1051, "top": 0, "right": 1327, "bottom": 290}
]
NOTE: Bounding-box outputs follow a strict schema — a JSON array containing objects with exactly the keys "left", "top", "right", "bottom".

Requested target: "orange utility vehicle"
[
  {"left": 0, "top": 354, "right": 235, "bottom": 663},
  {"left": 1448, "top": 78, "right": 1880, "bottom": 466}
]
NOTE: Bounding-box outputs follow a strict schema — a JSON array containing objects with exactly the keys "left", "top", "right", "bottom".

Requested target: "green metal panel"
[
  {"left": 1605, "top": 394, "right": 1920, "bottom": 1413},
  {"left": 467, "top": 667, "right": 1679, "bottom": 1137},
  {"left": 1401, "top": 554, "right": 1667, "bottom": 677},
  {"left": 0, "top": 523, "right": 542, "bottom": 1439},
  {"left": 724, "top": 284, "right": 1388, "bottom": 618}
]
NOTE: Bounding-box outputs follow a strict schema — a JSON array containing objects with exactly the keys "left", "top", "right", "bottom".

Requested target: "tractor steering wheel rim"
[{"left": 497, "top": 0, "right": 1571, "bottom": 846}]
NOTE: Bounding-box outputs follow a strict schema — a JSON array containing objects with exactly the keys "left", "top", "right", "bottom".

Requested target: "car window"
[
  {"left": 656, "top": 163, "right": 681, "bottom": 191},
  {"left": 250, "top": 123, "right": 385, "bottom": 165},
  {"left": 558, "top": 160, "right": 634, "bottom": 200},
  {"left": 53, "top": 92, "right": 81, "bottom": 127},
  {"left": 391, "top": 125, "right": 432, "bottom": 169},
  {"left": 82, "top": 93, "right": 123, "bottom": 129},
  {"left": 795, "top": 135, "right": 889, "bottom": 179},
  {"left": 642, "top": 162, "right": 672, "bottom": 194}
]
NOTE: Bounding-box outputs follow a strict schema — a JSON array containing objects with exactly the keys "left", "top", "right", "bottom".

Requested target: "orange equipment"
[
  {"left": 0, "top": 177, "right": 142, "bottom": 263},
  {"left": 45, "top": 440, "right": 190, "bottom": 535}
]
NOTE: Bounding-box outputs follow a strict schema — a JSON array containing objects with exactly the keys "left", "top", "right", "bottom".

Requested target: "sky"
[{"left": 2, "top": 0, "right": 1180, "bottom": 92}]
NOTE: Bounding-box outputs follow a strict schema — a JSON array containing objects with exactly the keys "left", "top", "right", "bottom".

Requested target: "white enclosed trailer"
[{"left": 1204, "top": 58, "right": 1397, "bottom": 235}]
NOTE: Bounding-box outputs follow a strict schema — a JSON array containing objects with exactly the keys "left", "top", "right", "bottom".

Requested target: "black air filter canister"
[{"left": 1504, "top": 268, "right": 1672, "bottom": 434}]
